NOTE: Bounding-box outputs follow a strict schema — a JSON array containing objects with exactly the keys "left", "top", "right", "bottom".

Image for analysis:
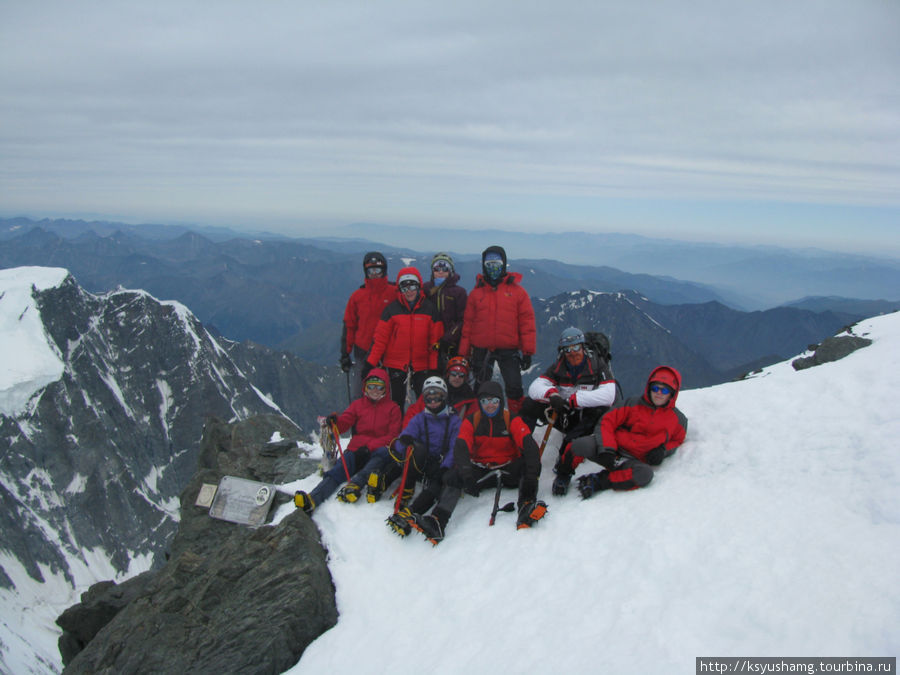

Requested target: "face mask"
[{"left": 484, "top": 259, "right": 504, "bottom": 281}]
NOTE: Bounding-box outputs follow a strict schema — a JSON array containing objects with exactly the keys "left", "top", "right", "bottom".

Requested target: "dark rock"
[
  {"left": 57, "top": 415, "right": 334, "bottom": 673},
  {"left": 56, "top": 573, "right": 154, "bottom": 667},
  {"left": 792, "top": 335, "right": 873, "bottom": 370},
  {"left": 62, "top": 510, "right": 336, "bottom": 674}
]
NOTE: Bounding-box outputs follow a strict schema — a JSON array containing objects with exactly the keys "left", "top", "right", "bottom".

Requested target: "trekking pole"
[
  {"left": 538, "top": 408, "right": 558, "bottom": 459},
  {"left": 394, "top": 444, "right": 414, "bottom": 514},
  {"left": 345, "top": 369, "right": 352, "bottom": 405},
  {"left": 331, "top": 422, "right": 352, "bottom": 482}
]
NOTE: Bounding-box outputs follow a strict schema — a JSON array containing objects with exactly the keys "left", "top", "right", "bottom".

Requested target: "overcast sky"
[{"left": 1, "top": 1, "right": 898, "bottom": 255}]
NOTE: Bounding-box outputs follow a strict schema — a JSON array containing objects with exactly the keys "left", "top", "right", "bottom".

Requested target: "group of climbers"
[{"left": 295, "top": 246, "right": 688, "bottom": 545}]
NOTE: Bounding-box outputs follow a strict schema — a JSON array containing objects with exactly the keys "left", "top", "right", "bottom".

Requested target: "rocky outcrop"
[
  {"left": 57, "top": 414, "right": 334, "bottom": 673},
  {"left": 792, "top": 334, "right": 873, "bottom": 370}
]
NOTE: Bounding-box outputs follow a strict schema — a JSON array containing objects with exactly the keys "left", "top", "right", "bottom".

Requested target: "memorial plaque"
[{"left": 208, "top": 476, "right": 276, "bottom": 527}]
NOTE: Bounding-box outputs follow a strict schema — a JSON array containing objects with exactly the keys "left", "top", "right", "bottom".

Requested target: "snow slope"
[
  {"left": 276, "top": 312, "right": 900, "bottom": 674},
  {"left": 0, "top": 267, "right": 68, "bottom": 416}
]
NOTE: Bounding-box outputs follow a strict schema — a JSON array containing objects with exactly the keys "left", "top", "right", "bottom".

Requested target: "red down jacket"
[
  {"left": 366, "top": 268, "right": 443, "bottom": 372},
  {"left": 598, "top": 366, "right": 687, "bottom": 462},
  {"left": 458, "top": 272, "right": 536, "bottom": 357},
  {"left": 333, "top": 367, "right": 402, "bottom": 452},
  {"left": 342, "top": 275, "right": 398, "bottom": 354}
]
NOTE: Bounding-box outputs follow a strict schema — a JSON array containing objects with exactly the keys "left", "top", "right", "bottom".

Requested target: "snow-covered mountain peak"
[{"left": 0, "top": 267, "right": 70, "bottom": 416}]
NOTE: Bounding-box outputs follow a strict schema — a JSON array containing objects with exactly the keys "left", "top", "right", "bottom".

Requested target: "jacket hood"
[
  {"left": 365, "top": 367, "right": 392, "bottom": 401},
  {"left": 644, "top": 365, "right": 681, "bottom": 407},
  {"left": 363, "top": 251, "right": 387, "bottom": 273},
  {"left": 482, "top": 245, "right": 507, "bottom": 266},
  {"left": 396, "top": 266, "right": 423, "bottom": 285},
  {"left": 476, "top": 380, "right": 505, "bottom": 411},
  {"left": 481, "top": 245, "right": 508, "bottom": 284}
]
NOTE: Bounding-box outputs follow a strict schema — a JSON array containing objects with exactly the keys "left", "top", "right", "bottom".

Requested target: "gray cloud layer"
[{"left": 1, "top": 1, "right": 898, "bottom": 248}]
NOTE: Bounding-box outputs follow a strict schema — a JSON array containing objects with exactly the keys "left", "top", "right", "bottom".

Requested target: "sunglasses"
[
  {"left": 365, "top": 382, "right": 386, "bottom": 391},
  {"left": 424, "top": 393, "right": 445, "bottom": 404},
  {"left": 562, "top": 344, "right": 583, "bottom": 353},
  {"left": 479, "top": 397, "right": 501, "bottom": 406},
  {"left": 447, "top": 369, "right": 466, "bottom": 378},
  {"left": 650, "top": 384, "right": 672, "bottom": 395}
]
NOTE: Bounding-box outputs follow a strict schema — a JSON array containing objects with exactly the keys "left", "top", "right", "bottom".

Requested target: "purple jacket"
[
  {"left": 423, "top": 273, "right": 467, "bottom": 350},
  {"left": 397, "top": 406, "right": 461, "bottom": 469}
]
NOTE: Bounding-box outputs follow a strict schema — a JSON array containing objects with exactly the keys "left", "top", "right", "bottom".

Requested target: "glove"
[
  {"left": 548, "top": 393, "right": 569, "bottom": 415},
  {"left": 339, "top": 352, "right": 353, "bottom": 373},
  {"left": 645, "top": 445, "right": 666, "bottom": 466},
  {"left": 462, "top": 472, "right": 480, "bottom": 497},
  {"left": 399, "top": 434, "right": 415, "bottom": 449},
  {"left": 519, "top": 354, "right": 532, "bottom": 370},
  {"left": 325, "top": 413, "right": 339, "bottom": 428}
]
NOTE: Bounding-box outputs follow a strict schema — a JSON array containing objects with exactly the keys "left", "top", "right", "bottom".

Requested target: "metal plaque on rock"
[{"left": 208, "top": 476, "right": 276, "bottom": 527}]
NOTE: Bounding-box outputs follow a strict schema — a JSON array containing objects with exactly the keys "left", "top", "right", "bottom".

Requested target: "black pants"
[
  {"left": 570, "top": 436, "right": 654, "bottom": 490},
  {"left": 471, "top": 348, "right": 524, "bottom": 400},
  {"left": 386, "top": 368, "right": 428, "bottom": 412}
]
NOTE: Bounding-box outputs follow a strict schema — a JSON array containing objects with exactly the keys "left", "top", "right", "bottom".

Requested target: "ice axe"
[
  {"left": 484, "top": 467, "right": 516, "bottom": 526},
  {"left": 538, "top": 408, "right": 558, "bottom": 459}
]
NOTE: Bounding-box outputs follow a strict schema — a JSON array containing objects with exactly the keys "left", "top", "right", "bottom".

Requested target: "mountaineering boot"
[
  {"left": 366, "top": 471, "right": 386, "bottom": 503},
  {"left": 336, "top": 482, "right": 362, "bottom": 503},
  {"left": 415, "top": 513, "right": 445, "bottom": 545},
  {"left": 293, "top": 490, "right": 316, "bottom": 514},
  {"left": 516, "top": 500, "right": 548, "bottom": 529},
  {"left": 386, "top": 506, "right": 415, "bottom": 537},
  {"left": 552, "top": 452, "right": 575, "bottom": 496},
  {"left": 577, "top": 471, "right": 612, "bottom": 500},
  {"left": 551, "top": 472, "right": 572, "bottom": 496}
]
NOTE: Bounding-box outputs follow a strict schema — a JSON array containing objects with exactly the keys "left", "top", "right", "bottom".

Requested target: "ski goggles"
[
  {"left": 432, "top": 261, "right": 452, "bottom": 273},
  {"left": 650, "top": 384, "right": 672, "bottom": 395},
  {"left": 399, "top": 280, "right": 420, "bottom": 292},
  {"left": 561, "top": 344, "right": 583, "bottom": 353},
  {"left": 424, "top": 393, "right": 445, "bottom": 405},
  {"left": 483, "top": 260, "right": 504, "bottom": 273},
  {"left": 447, "top": 368, "right": 466, "bottom": 378},
  {"left": 365, "top": 381, "right": 386, "bottom": 391},
  {"left": 365, "top": 267, "right": 385, "bottom": 278},
  {"left": 479, "top": 396, "right": 501, "bottom": 406}
]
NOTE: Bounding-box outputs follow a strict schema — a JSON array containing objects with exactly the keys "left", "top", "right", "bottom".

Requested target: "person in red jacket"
[
  {"left": 293, "top": 368, "right": 402, "bottom": 513},
  {"left": 388, "top": 381, "right": 547, "bottom": 544},
  {"left": 458, "top": 246, "right": 536, "bottom": 414},
  {"left": 341, "top": 252, "right": 398, "bottom": 400},
  {"left": 570, "top": 365, "right": 687, "bottom": 498},
  {"left": 367, "top": 266, "right": 444, "bottom": 411}
]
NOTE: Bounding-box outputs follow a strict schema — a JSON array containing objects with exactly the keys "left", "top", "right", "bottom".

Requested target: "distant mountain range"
[
  {"left": 1, "top": 217, "right": 887, "bottom": 396},
  {"left": 334, "top": 222, "right": 900, "bottom": 310},
  {"left": 4, "top": 216, "right": 899, "bottom": 311}
]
